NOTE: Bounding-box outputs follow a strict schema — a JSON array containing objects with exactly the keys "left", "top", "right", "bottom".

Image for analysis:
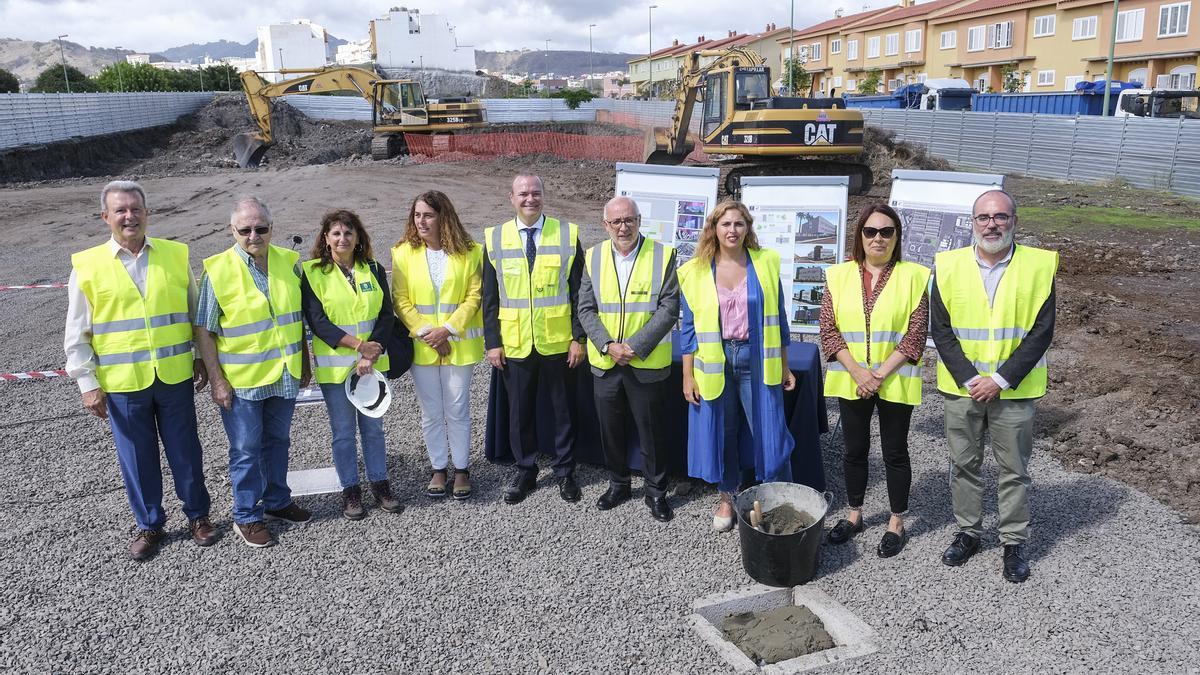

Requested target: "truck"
[
  {"left": 971, "top": 80, "right": 1199, "bottom": 118},
  {"left": 843, "top": 78, "right": 975, "bottom": 111}
]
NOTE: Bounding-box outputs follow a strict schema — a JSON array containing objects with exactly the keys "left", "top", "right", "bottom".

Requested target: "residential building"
[
  {"left": 777, "top": 6, "right": 901, "bottom": 95},
  {"left": 626, "top": 25, "right": 792, "bottom": 98},
  {"left": 258, "top": 20, "right": 329, "bottom": 83},
  {"left": 335, "top": 39, "right": 372, "bottom": 65},
  {"left": 370, "top": 7, "right": 475, "bottom": 71}
]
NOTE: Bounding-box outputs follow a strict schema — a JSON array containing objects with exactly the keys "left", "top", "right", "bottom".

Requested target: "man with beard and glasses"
[{"left": 930, "top": 190, "right": 1057, "bottom": 584}]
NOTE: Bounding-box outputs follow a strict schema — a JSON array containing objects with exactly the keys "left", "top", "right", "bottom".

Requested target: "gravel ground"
[{"left": 2, "top": 164, "right": 1199, "bottom": 672}]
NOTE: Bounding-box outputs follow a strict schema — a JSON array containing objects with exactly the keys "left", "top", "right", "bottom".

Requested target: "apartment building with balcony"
[
  {"left": 626, "top": 26, "right": 793, "bottom": 98},
  {"left": 777, "top": 6, "right": 901, "bottom": 95}
]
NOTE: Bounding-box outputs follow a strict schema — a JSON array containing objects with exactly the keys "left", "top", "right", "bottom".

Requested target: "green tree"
[
  {"left": 31, "top": 65, "right": 98, "bottom": 93},
  {"left": 857, "top": 69, "right": 882, "bottom": 94},
  {"left": 0, "top": 68, "right": 19, "bottom": 93},
  {"left": 550, "top": 87, "right": 595, "bottom": 109},
  {"left": 781, "top": 58, "right": 813, "bottom": 95},
  {"left": 95, "top": 62, "right": 172, "bottom": 92},
  {"left": 203, "top": 64, "right": 241, "bottom": 91},
  {"left": 1001, "top": 65, "right": 1028, "bottom": 93}
]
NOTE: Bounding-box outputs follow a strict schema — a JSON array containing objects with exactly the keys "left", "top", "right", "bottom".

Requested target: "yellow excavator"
[
  {"left": 646, "top": 47, "right": 872, "bottom": 194},
  {"left": 233, "top": 66, "right": 487, "bottom": 168}
]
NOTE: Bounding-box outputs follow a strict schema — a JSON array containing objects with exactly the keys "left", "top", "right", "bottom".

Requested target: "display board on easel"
[
  {"left": 739, "top": 176, "right": 849, "bottom": 335},
  {"left": 888, "top": 169, "right": 1006, "bottom": 268},
  {"left": 614, "top": 162, "right": 720, "bottom": 266}
]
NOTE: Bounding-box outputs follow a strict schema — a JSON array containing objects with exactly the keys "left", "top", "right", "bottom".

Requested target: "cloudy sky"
[{"left": 2, "top": 0, "right": 902, "bottom": 53}]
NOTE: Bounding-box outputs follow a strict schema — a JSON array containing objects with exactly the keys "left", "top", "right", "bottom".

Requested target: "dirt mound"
[{"left": 861, "top": 126, "right": 952, "bottom": 186}]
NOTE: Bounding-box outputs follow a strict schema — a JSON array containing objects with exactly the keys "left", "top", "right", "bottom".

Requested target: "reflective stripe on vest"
[
  {"left": 302, "top": 259, "right": 390, "bottom": 384},
  {"left": 484, "top": 218, "right": 577, "bottom": 358},
  {"left": 934, "top": 244, "right": 1058, "bottom": 399},
  {"left": 823, "top": 260, "right": 930, "bottom": 405},
  {"left": 203, "top": 245, "right": 304, "bottom": 389},
  {"left": 678, "top": 248, "right": 783, "bottom": 400},
  {"left": 71, "top": 238, "right": 195, "bottom": 393},
  {"left": 583, "top": 238, "right": 673, "bottom": 370},
  {"left": 391, "top": 242, "right": 485, "bottom": 367}
]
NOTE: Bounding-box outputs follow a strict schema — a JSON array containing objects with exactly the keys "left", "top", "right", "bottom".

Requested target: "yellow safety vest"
[
  {"left": 678, "top": 248, "right": 783, "bottom": 400},
  {"left": 202, "top": 245, "right": 304, "bottom": 389},
  {"left": 71, "top": 238, "right": 194, "bottom": 393},
  {"left": 391, "top": 242, "right": 485, "bottom": 367},
  {"left": 935, "top": 244, "right": 1058, "bottom": 399},
  {"left": 301, "top": 259, "right": 391, "bottom": 384},
  {"left": 823, "top": 260, "right": 930, "bottom": 404},
  {"left": 584, "top": 238, "right": 673, "bottom": 370},
  {"left": 484, "top": 217, "right": 578, "bottom": 358}
]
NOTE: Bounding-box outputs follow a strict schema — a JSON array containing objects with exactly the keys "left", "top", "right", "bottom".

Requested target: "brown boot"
[
  {"left": 129, "top": 528, "right": 163, "bottom": 561},
  {"left": 188, "top": 516, "right": 218, "bottom": 547},
  {"left": 232, "top": 521, "right": 275, "bottom": 548},
  {"left": 370, "top": 480, "right": 403, "bottom": 513},
  {"left": 342, "top": 485, "right": 366, "bottom": 521}
]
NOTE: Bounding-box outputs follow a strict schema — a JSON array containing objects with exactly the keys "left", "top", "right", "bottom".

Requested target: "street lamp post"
[
  {"left": 544, "top": 39, "right": 551, "bottom": 97},
  {"left": 115, "top": 46, "right": 124, "bottom": 92},
  {"left": 57, "top": 34, "right": 71, "bottom": 93},
  {"left": 588, "top": 23, "right": 597, "bottom": 91},
  {"left": 648, "top": 5, "right": 657, "bottom": 98},
  {"left": 278, "top": 48, "right": 285, "bottom": 72},
  {"left": 789, "top": 0, "right": 795, "bottom": 94}
]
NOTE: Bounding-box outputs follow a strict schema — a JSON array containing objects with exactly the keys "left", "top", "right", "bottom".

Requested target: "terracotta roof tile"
[
  {"left": 851, "top": 0, "right": 971, "bottom": 29},
  {"left": 932, "top": 0, "right": 1053, "bottom": 21}
]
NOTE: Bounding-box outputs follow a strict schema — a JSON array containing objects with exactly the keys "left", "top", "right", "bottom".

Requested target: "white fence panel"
[{"left": 0, "top": 92, "right": 215, "bottom": 150}]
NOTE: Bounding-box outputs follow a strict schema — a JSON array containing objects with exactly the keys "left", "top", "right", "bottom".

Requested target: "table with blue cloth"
[{"left": 484, "top": 336, "right": 828, "bottom": 491}]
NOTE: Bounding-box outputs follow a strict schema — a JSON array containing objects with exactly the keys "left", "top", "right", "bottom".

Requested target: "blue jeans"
[
  {"left": 719, "top": 339, "right": 756, "bottom": 493},
  {"left": 219, "top": 395, "right": 295, "bottom": 524},
  {"left": 320, "top": 383, "right": 388, "bottom": 488},
  {"left": 107, "top": 379, "right": 211, "bottom": 530}
]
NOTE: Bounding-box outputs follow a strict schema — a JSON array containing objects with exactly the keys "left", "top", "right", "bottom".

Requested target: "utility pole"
[
  {"left": 1102, "top": 0, "right": 1120, "bottom": 116},
  {"left": 115, "top": 46, "right": 124, "bottom": 92},
  {"left": 648, "top": 5, "right": 657, "bottom": 98},
  {"left": 789, "top": 0, "right": 795, "bottom": 94},
  {"left": 545, "top": 38, "right": 552, "bottom": 97},
  {"left": 589, "top": 23, "right": 597, "bottom": 91},
  {"left": 57, "top": 34, "right": 71, "bottom": 93}
]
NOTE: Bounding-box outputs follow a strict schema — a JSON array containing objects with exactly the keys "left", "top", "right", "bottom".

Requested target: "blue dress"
[{"left": 679, "top": 258, "right": 794, "bottom": 488}]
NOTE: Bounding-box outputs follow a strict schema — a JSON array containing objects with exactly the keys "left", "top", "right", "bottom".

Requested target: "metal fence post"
[
  {"left": 1114, "top": 114, "right": 1128, "bottom": 180},
  {"left": 956, "top": 110, "right": 965, "bottom": 164},
  {"left": 1065, "top": 114, "right": 1079, "bottom": 180},
  {"left": 1024, "top": 113, "right": 1036, "bottom": 175},
  {"left": 988, "top": 113, "right": 998, "bottom": 169},
  {"left": 1167, "top": 116, "right": 1183, "bottom": 192}
]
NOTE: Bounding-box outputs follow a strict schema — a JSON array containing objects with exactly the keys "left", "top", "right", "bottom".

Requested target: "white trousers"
[{"left": 410, "top": 363, "right": 474, "bottom": 470}]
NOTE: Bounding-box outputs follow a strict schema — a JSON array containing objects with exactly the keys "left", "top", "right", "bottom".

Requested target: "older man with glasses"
[
  {"left": 930, "top": 189, "right": 1058, "bottom": 583},
  {"left": 193, "top": 197, "right": 313, "bottom": 548}
]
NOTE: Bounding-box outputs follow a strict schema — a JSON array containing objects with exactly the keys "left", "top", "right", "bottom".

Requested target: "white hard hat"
[{"left": 344, "top": 368, "right": 392, "bottom": 418}]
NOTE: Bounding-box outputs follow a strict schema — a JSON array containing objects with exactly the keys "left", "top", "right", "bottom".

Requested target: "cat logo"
[
  {"left": 803, "top": 123, "right": 838, "bottom": 145},
  {"left": 721, "top": 135, "right": 730, "bottom": 145}
]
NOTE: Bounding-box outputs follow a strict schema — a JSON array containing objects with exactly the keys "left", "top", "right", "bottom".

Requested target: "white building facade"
[
  {"left": 335, "top": 39, "right": 373, "bottom": 65},
  {"left": 370, "top": 8, "right": 475, "bottom": 71},
  {"left": 258, "top": 20, "right": 329, "bottom": 82}
]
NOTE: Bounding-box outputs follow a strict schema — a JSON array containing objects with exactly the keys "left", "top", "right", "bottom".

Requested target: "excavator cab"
[
  {"left": 374, "top": 81, "right": 430, "bottom": 126},
  {"left": 734, "top": 68, "right": 771, "bottom": 108}
]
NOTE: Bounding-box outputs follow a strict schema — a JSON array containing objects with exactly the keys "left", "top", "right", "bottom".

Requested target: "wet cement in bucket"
[
  {"left": 719, "top": 605, "right": 835, "bottom": 665},
  {"left": 743, "top": 503, "right": 816, "bottom": 535}
]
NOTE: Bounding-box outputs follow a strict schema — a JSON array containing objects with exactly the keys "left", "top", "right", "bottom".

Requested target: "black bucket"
[{"left": 735, "top": 482, "right": 830, "bottom": 587}]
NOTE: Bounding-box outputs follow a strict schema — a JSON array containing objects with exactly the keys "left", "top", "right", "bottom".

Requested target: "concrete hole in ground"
[{"left": 689, "top": 584, "right": 878, "bottom": 673}]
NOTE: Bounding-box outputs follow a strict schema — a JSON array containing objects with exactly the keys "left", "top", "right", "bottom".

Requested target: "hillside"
[
  {"left": 0, "top": 38, "right": 135, "bottom": 89},
  {"left": 160, "top": 36, "right": 347, "bottom": 63},
  {"left": 475, "top": 49, "right": 637, "bottom": 77}
]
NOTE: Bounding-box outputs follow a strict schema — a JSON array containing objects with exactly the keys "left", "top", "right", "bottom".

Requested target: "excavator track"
[
  {"left": 714, "top": 159, "right": 875, "bottom": 198},
  {"left": 370, "top": 133, "right": 408, "bottom": 161}
]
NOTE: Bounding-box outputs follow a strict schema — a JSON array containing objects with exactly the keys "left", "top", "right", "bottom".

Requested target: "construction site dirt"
[{"left": 2, "top": 98, "right": 1197, "bottom": 524}]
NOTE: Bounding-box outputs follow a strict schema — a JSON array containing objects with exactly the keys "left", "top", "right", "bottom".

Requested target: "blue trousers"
[
  {"left": 719, "top": 339, "right": 757, "bottom": 493},
  {"left": 219, "top": 395, "right": 295, "bottom": 524},
  {"left": 107, "top": 378, "right": 210, "bottom": 530},
  {"left": 319, "top": 383, "right": 388, "bottom": 488}
]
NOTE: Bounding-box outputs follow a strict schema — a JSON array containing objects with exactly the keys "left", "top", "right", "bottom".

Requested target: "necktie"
[{"left": 524, "top": 228, "right": 537, "bottom": 268}]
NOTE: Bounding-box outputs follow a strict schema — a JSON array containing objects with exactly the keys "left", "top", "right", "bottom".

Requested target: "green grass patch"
[{"left": 1021, "top": 206, "right": 1200, "bottom": 231}]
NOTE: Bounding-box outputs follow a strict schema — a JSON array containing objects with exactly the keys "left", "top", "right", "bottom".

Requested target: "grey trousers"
[{"left": 943, "top": 394, "right": 1037, "bottom": 545}]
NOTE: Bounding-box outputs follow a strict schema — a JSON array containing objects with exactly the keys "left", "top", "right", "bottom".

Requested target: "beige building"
[
  {"left": 626, "top": 25, "right": 794, "bottom": 98},
  {"left": 777, "top": 6, "right": 902, "bottom": 95}
]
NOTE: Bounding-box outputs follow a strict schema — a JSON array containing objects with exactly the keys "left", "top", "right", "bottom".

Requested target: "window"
[
  {"left": 989, "top": 21, "right": 1014, "bottom": 48},
  {"left": 867, "top": 36, "right": 881, "bottom": 58},
  {"left": 975, "top": 75, "right": 988, "bottom": 91},
  {"left": 1170, "top": 65, "right": 1197, "bottom": 88},
  {"left": 1159, "top": 2, "right": 1190, "bottom": 37},
  {"left": 810, "top": 42, "right": 822, "bottom": 61},
  {"left": 1073, "top": 15, "right": 1098, "bottom": 39},
  {"left": 1064, "top": 75, "right": 1084, "bottom": 91},
  {"left": 888, "top": 78, "right": 903, "bottom": 91},
  {"left": 847, "top": 78, "right": 857, "bottom": 91},
  {"left": 884, "top": 33, "right": 899, "bottom": 56},
  {"left": 1033, "top": 14, "right": 1056, "bottom": 37},
  {"left": 831, "top": 39, "right": 842, "bottom": 54},
  {"left": 1037, "top": 70, "right": 1055, "bottom": 86},
  {"left": 917, "top": 73, "right": 927, "bottom": 83},
  {"left": 1116, "top": 8, "right": 1144, "bottom": 41},
  {"left": 905, "top": 29, "right": 922, "bottom": 53},
  {"left": 967, "top": 25, "right": 986, "bottom": 51},
  {"left": 833, "top": 76, "right": 843, "bottom": 87},
  {"left": 847, "top": 39, "right": 859, "bottom": 60},
  {"left": 940, "top": 30, "right": 957, "bottom": 49}
]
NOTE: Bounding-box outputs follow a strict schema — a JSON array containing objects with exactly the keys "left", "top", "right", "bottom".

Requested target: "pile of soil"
[
  {"left": 744, "top": 503, "right": 816, "bottom": 535},
  {"left": 861, "top": 125, "right": 952, "bottom": 187},
  {"left": 721, "top": 606, "right": 835, "bottom": 665}
]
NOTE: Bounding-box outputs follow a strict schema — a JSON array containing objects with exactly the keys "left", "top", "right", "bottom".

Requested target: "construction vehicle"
[
  {"left": 645, "top": 47, "right": 873, "bottom": 194},
  {"left": 233, "top": 66, "right": 487, "bottom": 168}
]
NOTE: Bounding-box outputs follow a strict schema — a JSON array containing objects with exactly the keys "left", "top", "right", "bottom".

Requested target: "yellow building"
[{"left": 777, "top": 6, "right": 901, "bottom": 95}]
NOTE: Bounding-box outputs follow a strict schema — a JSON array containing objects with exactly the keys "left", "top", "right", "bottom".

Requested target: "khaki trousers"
[{"left": 943, "top": 394, "right": 1037, "bottom": 544}]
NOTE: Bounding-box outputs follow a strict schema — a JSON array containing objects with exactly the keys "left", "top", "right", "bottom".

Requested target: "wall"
[
  {"left": 0, "top": 92, "right": 214, "bottom": 151},
  {"left": 372, "top": 10, "right": 475, "bottom": 72},
  {"left": 258, "top": 21, "right": 329, "bottom": 83}
]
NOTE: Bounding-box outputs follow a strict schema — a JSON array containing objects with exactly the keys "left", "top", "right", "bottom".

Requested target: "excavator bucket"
[
  {"left": 233, "top": 133, "right": 270, "bottom": 168},
  {"left": 643, "top": 127, "right": 694, "bottom": 165}
]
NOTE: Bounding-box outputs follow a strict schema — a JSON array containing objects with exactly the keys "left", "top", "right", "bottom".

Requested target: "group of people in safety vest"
[{"left": 68, "top": 176, "right": 1054, "bottom": 586}]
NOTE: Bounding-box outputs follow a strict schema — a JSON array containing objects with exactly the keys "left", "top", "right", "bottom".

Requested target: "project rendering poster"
[
  {"left": 614, "top": 163, "right": 720, "bottom": 266},
  {"left": 740, "top": 176, "right": 849, "bottom": 334},
  {"left": 888, "top": 169, "right": 1006, "bottom": 269}
]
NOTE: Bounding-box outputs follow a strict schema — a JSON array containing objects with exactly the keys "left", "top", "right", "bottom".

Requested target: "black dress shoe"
[
  {"left": 877, "top": 528, "right": 907, "bottom": 558},
  {"left": 644, "top": 495, "right": 674, "bottom": 522},
  {"left": 596, "top": 485, "right": 631, "bottom": 510},
  {"left": 503, "top": 472, "right": 537, "bottom": 505},
  {"left": 558, "top": 475, "right": 581, "bottom": 503},
  {"left": 827, "top": 518, "right": 863, "bottom": 544},
  {"left": 1002, "top": 544, "right": 1030, "bottom": 583},
  {"left": 941, "top": 532, "right": 981, "bottom": 567}
]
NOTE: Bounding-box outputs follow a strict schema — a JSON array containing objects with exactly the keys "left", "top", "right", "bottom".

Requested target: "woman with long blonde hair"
[{"left": 676, "top": 200, "right": 797, "bottom": 532}]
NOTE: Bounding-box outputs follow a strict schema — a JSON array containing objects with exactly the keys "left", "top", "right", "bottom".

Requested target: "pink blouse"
[{"left": 718, "top": 276, "right": 749, "bottom": 340}]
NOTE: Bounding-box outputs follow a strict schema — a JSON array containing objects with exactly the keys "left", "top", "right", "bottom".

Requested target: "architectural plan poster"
[
  {"left": 614, "top": 163, "right": 720, "bottom": 266},
  {"left": 740, "top": 176, "right": 849, "bottom": 334},
  {"left": 888, "top": 169, "right": 1006, "bottom": 269}
]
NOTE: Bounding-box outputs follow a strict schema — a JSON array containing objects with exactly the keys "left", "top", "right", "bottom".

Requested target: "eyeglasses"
[
  {"left": 862, "top": 226, "right": 896, "bottom": 239},
  {"left": 235, "top": 226, "right": 271, "bottom": 236},
  {"left": 972, "top": 213, "right": 1013, "bottom": 226},
  {"left": 604, "top": 217, "right": 639, "bottom": 228}
]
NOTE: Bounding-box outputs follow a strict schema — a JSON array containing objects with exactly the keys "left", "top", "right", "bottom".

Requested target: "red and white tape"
[
  {"left": 0, "top": 370, "right": 68, "bottom": 381},
  {"left": 0, "top": 283, "right": 67, "bottom": 291}
]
